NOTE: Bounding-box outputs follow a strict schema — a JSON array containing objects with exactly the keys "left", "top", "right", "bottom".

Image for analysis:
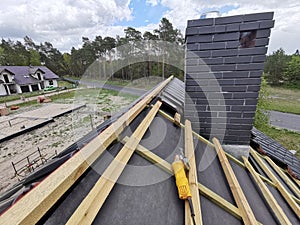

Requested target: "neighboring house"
[{"left": 0, "top": 66, "right": 59, "bottom": 96}]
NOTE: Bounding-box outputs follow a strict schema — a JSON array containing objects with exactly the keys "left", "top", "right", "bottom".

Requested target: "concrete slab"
[
  {"left": 20, "top": 103, "right": 85, "bottom": 119},
  {"left": 0, "top": 103, "right": 85, "bottom": 143}
]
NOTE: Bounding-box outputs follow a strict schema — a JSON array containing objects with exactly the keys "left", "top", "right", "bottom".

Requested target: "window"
[
  {"left": 37, "top": 72, "right": 42, "bottom": 80},
  {"left": 239, "top": 31, "right": 257, "bottom": 48},
  {"left": 3, "top": 74, "right": 9, "bottom": 83},
  {"left": 49, "top": 80, "right": 53, "bottom": 85}
]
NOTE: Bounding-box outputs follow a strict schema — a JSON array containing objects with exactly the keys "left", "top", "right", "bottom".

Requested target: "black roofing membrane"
[
  {"left": 229, "top": 161, "right": 278, "bottom": 225},
  {"left": 267, "top": 185, "right": 300, "bottom": 225}
]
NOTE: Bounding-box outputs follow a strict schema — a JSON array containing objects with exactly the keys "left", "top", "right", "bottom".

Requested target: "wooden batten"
[
  {"left": 212, "top": 138, "right": 257, "bottom": 225},
  {"left": 264, "top": 156, "right": 300, "bottom": 198},
  {"left": 0, "top": 77, "right": 173, "bottom": 225},
  {"left": 66, "top": 101, "right": 162, "bottom": 225},
  {"left": 184, "top": 120, "right": 202, "bottom": 225},
  {"left": 123, "top": 138, "right": 264, "bottom": 224},
  {"left": 250, "top": 149, "right": 300, "bottom": 217},
  {"left": 243, "top": 157, "right": 292, "bottom": 225},
  {"left": 174, "top": 112, "right": 181, "bottom": 126}
]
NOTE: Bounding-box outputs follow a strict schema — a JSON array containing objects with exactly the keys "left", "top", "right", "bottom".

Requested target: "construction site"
[{"left": 0, "top": 11, "right": 299, "bottom": 225}]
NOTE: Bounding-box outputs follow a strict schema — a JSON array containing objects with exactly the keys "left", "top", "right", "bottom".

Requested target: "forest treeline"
[{"left": 0, "top": 17, "right": 299, "bottom": 86}]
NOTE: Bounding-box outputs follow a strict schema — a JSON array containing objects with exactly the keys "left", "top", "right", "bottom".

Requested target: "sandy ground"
[{"left": 0, "top": 94, "right": 133, "bottom": 194}]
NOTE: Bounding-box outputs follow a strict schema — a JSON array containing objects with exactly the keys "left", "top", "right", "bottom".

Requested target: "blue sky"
[{"left": 114, "top": 0, "right": 170, "bottom": 27}]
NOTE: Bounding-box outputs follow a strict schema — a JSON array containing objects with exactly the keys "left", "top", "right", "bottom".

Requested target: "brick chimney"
[{"left": 184, "top": 12, "right": 274, "bottom": 145}]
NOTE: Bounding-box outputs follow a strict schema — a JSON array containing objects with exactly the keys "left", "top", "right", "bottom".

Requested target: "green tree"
[
  {"left": 29, "top": 49, "right": 41, "bottom": 66},
  {"left": 254, "top": 78, "right": 270, "bottom": 129},
  {"left": 264, "top": 48, "right": 290, "bottom": 85},
  {"left": 285, "top": 55, "right": 300, "bottom": 84},
  {"left": 154, "top": 18, "right": 183, "bottom": 44}
]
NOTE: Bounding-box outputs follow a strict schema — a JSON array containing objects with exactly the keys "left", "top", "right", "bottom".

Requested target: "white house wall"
[
  {"left": 0, "top": 72, "right": 14, "bottom": 83},
  {"left": 44, "top": 79, "right": 58, "bottom": 88},
  {"left": 0, "top": 84, "right": 7, "bottom": 96}
]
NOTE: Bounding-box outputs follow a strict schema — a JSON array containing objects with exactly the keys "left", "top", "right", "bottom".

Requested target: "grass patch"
[
  {"left": 258, "top": 125, "right": 300, "bottom": 158},
  {"left": 265, "top": 86, "right": 300, "bottom": 114}
]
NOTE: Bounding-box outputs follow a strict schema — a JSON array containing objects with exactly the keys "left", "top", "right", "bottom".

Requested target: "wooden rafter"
[
  {"left": 250, "top": 149, "right": 300, "bottom": 217},
  {"left": 212, "top": 138, "right": 257, "bottom": 225},
  {"left": 264, "top": 156, "right": 300, "bottom": 198},
  {"left": 66, "top": 101, "right": 162, "bottom": 225},
  {"left": 174, "top": 112, "right": 181, "bottom": 126},
  {"left": 243, "top": 157, "right": 292, "bottom": 225},
  {"left": 185, "top": 120, "right": 202, "bottom": 225},
  {"left": 0, "top": 77, "right": 173, "bottom": 225},
  {"left": 121, "top": 137, "right": 263, "bottom": 224}
]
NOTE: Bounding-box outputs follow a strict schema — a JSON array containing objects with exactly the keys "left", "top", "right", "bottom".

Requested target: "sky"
[{"left": 0, "top": 0, "right": 299, "bottom": 54}]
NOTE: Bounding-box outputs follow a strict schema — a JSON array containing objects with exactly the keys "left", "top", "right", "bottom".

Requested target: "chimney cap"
[{"left": 200, "top": 11, "right": 220, "bottom": 19}]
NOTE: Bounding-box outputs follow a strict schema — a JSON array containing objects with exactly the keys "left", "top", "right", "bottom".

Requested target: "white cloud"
[
  {"left": 0, "top": 0, "right": 299, "bottom": 54},
  {"left": 146, "top": 0, "right": 160, "bottom": 7}
]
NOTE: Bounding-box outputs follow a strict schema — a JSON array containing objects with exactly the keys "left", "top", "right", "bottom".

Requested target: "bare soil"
[{"left": 0, "top": 94, "right": 132, "bottom": 194}]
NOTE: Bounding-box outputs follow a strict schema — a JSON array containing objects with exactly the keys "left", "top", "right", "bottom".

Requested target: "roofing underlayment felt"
[{"left": 0, "top": 77, "right": 299, "bottom": 225}]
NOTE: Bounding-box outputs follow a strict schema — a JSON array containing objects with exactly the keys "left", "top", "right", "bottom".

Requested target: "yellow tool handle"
[{"left": 172, "top": 159, "right": 192, "bottom": 200}]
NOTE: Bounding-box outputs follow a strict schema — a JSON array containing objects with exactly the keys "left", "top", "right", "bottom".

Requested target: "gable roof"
[
  {"left": 0, "top": 66, "right": 59, "bottom": 85},
  {"left": 0, "top": 77, "right": 299, "bottom": 225}
]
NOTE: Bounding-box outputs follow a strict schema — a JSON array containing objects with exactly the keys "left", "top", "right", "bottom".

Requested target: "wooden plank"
[
  {"left": 250, "top": 149, "right": 300, "bottom": 217},
  {"left": 243, "top": 157, "right": 292, "bottom": 225},
  {"left": 212, "top": 138, "right": 257, "bottom": 225},
  {"left": 265, "top": 156, "right": 300, "bottom": 198},
  {"left": 121, "top": 138, "right": 262, "bottom": 223},
  {"left": 0, "top": 77, "right": 172, "bottom": 225},
  {"left": 66, "top": 101, "right": 162, "bottom": 225},
  {"left": 174, "top": 112, "right": 181, "bottom": 126},
  {"left": 184, "top": 120, "right": 202, "bottom": 225}
]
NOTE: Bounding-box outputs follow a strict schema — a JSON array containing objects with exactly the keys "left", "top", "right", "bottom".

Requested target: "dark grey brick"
[
  {"left": 197, "top": 99, "right": 216, "bottom": 105},
  {"left": 224, "top": 99, "right": 245, "bottom": 105},
  {"left": 224, "top": 56, "right": 252, "bottom": 64},
  {"left": 227, "top": 130, "right": 252, "bottom": 136},
  {"left": 233, "top": 92, "right": 259, "bottom": 99},
  {"left": 199, "top": 42, "right": 226, "bottom": 50},
  {"left": 187, "top": 43, "right": 199, "bottom": 51},
  {"left": 243, "top": 112, "right": 256, "bottom": 118},
  {"left": 223, "top": 71, "right": 249, "bottom": 78},
  {"left": 243, "top": 12, "right": 274, "bottom": 22},
  {"left": 211, "top": 64, "right": 236, "bottom": 71},
  {"left": 187, "top": 73, "right": 215, "bottom": 79},
  {"left": 255, "top": 38, "right": 270, "bottom": 47},
  {"left": 187, "top": 18, "right": 214, "bottom": 27},
  {"left": 226, "top": 24, "right": 240, "bottom": 32},
  {"left": 215, "top": 25, "right": 226, "bottom": 33},
  {"left": 211, "top": 79, "right": 235, "bottom": 86},
  {"left": 236, "top": 63, "right": 265, "bottom": 71},
  {"left": 215, "top": 15, "right": 243, "bottom": 25},
  {"left": 256, "top": 29, "right": 271, "bottom": 38},
  {"left": 199, "top": 26, "right": 216, "bottom": 34},
  {"left": 238, "top": 47, "right": 267, "bottom": 56},
  {"left": 186, "top": 59, "right": 198, "bottom": 65},
  {"left": 235, "top": 78, "right": 261, "bottom": 85},
  {"left": 186, "top": 92, "right": 207, "bottom": 98},
  {"left": 231, "top": 105, "right": 257, "bottom": 112},
  {"left": 252, "top": 55, "right": 267, "bottom": 62},
  {"left": 219, "top": 112, "right": 242, "bottom": 118},
  {"left": 186, "top": 27, "right": 199, "bottom": 35},
  {"left": 186, "top": 35, "right": 213, "bottom": 43},
  {"left": 186, "top": 65, "right": 210, "bottom": 73},
  {"left": 240, "top": 22, "right": 260, "bottom": 31},
  {"left": 249, "top": 71, "right": 263, "bottom": 78},
  {"left": 185, "top": 79, "right": 198, "bottom": 86},
  {"left": 208, "top": 92, "right": 233, "bottom": 99},
  {"left": 245, "top": 99, "right": 259, "bottom": 105},
  {"left": 230, "top": 118, "right": 254, "bottom": 124},
  {"left": 226, "top": 41, "right": 240, "bottom": 49},
  {"left": 200, "top": 86, "right": 222, "bottom": 92},
  {"left": 214, "top": 32, "right": 240, "bottom": 41},
  {"left": 208, "top": 105, "right": 230, "bottom": 112},
  {"left": 247, "top": 85, "right": 261, "bottom": 92},
  {"left": 212, "top": 49, "right": 238, "bottom": 57},
  {"left": 237, "top": 135, "right": 252, "bottom": 143},
  {"left": 222, "top": 86, "right": 247, "bottom": 92},
  {"left": 197, "top": 112, "right": 218, "bottom": 117},
  {"left": 227, "top": 124, "right": 253, "bottom": 130},
  {"left": 195, "top": 105, "right": 208, "bottom": 111},
  {"left": 259, "top": 20, "right": 275, "bottom": 29},
  {"left": 186, "top": 50, "right": 212, "bottom": 58},
  {"left": 201, "top": 57, "right": 224, "bottom": 65}
]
